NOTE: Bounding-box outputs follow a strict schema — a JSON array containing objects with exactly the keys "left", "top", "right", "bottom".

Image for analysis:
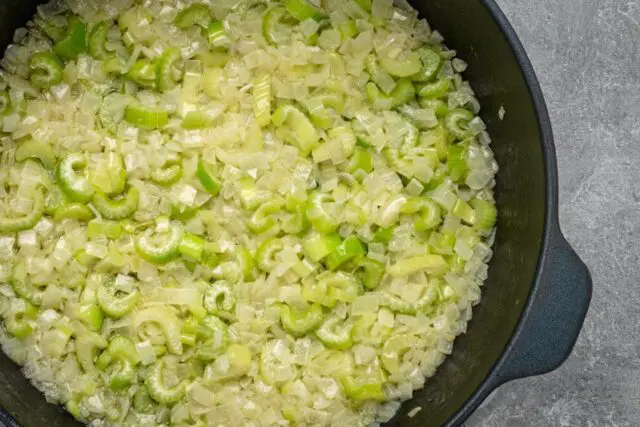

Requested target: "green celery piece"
[
  {"left": 175, "top": 3, "right": 212, "bottom": 28},
  {"left": 379, "top": 52, "right": 422, "bottom": 78},
  {"left": 324, "top": 235, "right": 366, "bottom": 270},
  {"left": 156, "top": 47, "right": 183, "bottom": 92},
  {"left": 196, "top": 157, "right": 221, "bottom": 196},
  {"left": 413, "top": 47, "right": 442, "bottom": 82},
  {"left": 135, "top": 223, "right": 183, "bottom": 264},
  {"left": 284, "top": 0, "right": 328, "bottom": 21},
  {"left": 0, "top": 191, "right": 44, "bottom": 233},
  {"left": 124, "top": 103, "right": 169, "bottom": 129},
  {"left": 354, "top": 256, "right": 384, "bottom": 290},
  {"left": 445, "top": 108, "right": 474, "bottom": 140},
  {"left": 280, "top": 303, "right": 324, "bottom": 337},
  {"left": 97, "top": 279, "right": 139, "bottom": 318},
  {"left": 418, "top": 76, "right": 451, "bottom": 99},
  {"left": 316, "top": 314, "right": 353, "bottom": 349},
  {"left": 54, "top": 17, "right": 87, "bottom": 61},
  {"left": 88, "top": 22, "right": 110, "bottom": 60},
  {"left": 92, "top": 187, "right": 139, "bottom": 220},
  {"left": 56, "top": 153, "right": 95, "bottom": 203},
  {"left": 388, "top": 254, "right": 449, "bottom": 277},
  {"left": 15, "top": 139, "right": 56, "bottom": 170},
  {"left": 29, "top": 52, "right": 64, "bottom": 88},
  {"left": 54, "top": 203, "right": 95, "bottom": 222},
  {"left": 302, "top": 233, "right": 341, "bottom": 262},
  {"left": 471, "top": 198, "right": 497, "bottom": 231},
  {"left": 146, "top": 360, "right": 187, "bottom": 403}
]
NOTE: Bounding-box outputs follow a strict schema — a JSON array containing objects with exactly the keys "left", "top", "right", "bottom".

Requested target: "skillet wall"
[
  {"left": 387, "top": 0, "right": 547, "bottom": 425},
  {"left": 0, "top": 1, "right": 546, "bottom": 426}
]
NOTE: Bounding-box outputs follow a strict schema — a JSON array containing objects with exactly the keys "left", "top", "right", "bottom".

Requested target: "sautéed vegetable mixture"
[{"left": 0, "top": 0, "right": 498, "bottom": 425}]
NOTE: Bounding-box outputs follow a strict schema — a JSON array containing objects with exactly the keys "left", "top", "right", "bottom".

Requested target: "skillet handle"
[{"left": 489, "top": 223, "right": 592, "bottom": 385}]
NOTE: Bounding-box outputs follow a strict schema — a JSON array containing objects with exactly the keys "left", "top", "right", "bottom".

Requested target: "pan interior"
[{"left": 0, "top": 1, "right": 546, "bottom": 426}]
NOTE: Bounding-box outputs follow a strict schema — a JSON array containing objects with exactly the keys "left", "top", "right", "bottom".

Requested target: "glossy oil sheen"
[{"left": 0, "top": 1, "right": 546, "bottom": 426}]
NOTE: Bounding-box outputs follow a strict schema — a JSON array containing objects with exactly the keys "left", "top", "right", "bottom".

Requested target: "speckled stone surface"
[{"left": 467, "top": 0, "right": 637, "bottom": 426}]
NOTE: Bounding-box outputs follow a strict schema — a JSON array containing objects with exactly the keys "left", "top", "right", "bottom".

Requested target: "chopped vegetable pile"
[{"left": 0, "top": 0, "right": 498, "bottom": 425}]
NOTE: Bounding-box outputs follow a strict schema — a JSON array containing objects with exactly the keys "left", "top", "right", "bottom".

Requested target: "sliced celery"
[
  {"left": 72, "top": 303, "right": 104, "bottom": 332},
  {"left": 196, "top": 157, "right": 221, "bottom": 196},
  {"left": 272, "top": 104, "right": 320, "bottom": 154},
  {"left": 88, "top": 22, "right": 110, "bottom": 60},
  {"left": 346, "top": 147, "right": 373, "bottom": 174},
  {"left": 418, "top": 76, "right": 451, "bottom": 99},
  {"left": 354, "top": 0, "right": 372, "bottom": 12},
  {"left": 388, "top": 254, "right": 449, "bottom": 277},
  {"left": 280, "top": 303, "right": 324, "bottom": 337},
  {"left": 354, "top": 257, "right": 385, "bottom": 290},
  {"left": 0, "top": 91, "right": 10, "bottom": 115},
  {"left": 306, "top": 192, "right": 338, "bottom": 233},
  {"left": 196, "top": 315, "right": 229, "bottom": 360},
  {"left": 340, "top": 370, "right": 386, "bottom": 403},
  {"left": 54, "top": 203, "right": 95, "bottom": 222},
  {"left": 156, "top": 47, "right": 183, "bottom": 92},
  {"left": 316, "top": 314, "right": 353, "bottom": 349},
  {"left": 135, "top": 307, "right": 183, "bottom": 355},
  {"left": 365, "top": 54, "right": 396, "bottom": 95},
  {"left": 302, "top": 233, "right": 341, "bottom": 262},
  {"left": 381, "top": 334, "right": 415, "bottom": 373},
  {"left": 324, "top": 235, "right": 366, "bottom": 270},
  {"left": 262, "top": 6, "right": 291, "bottom": 46},
  {"left": 97, "top": 279, "right": 139, "bottom": 318},
  {"left": 256, "top": 237, "right": 284, "bottom": 272},
  {"left": 127, "top": 60, "right": 157, "bottom": 90},
  {"left": 181, "top": 111, "right": 216, "bottom": 129},
  {"left": 366, "top": 78, "right": 416, "bottom": 110},
  {"left": 146, "top": 360, "right": 187, "bottom": 403},
  {"left": 419, "top": 98, "right": 449, "bottom": 117},
  {"left": 99, "top": 93, "right": 133, "bottom": 132},
  {"left": 124, "top": 103, "right": 169, "bottom": 129},
  {"left": 87, "top": 219, "right": 123, "bottom": 239},
  {"left": 135, "top": 222, "right": 183, "bottom": 264},
  {"left": 284, "top": 0, "right": 328, "bottom": 21},
  {"left": 0, "top": 191, "right": 44, "bottom": 233},
  {"left": 471, "top": 199, "right": 497, "bottom": 231},
  {"left": 29, "top": 52, "right": 64, "bottom": 89},
  {"left": 133, "top": 387, "right": 156, "bottom": 413},
  {"left": 15, "top": 139, "right": 56, "bottom": 170},
  {"left": 207, "top": 21, "right": 230, "bottom": 47},
  {"left": 151, "top": 163, "right": 182, "bottom": 187},
  {"left": 203, "top": 281, "right": 236, "bottom": 317},
  {"left": 76, "top": 332, "right": 108, "bottom": 374},
  {"left": 445, "top": 108, "right": 474, "bottom": 140},
  {"left": 339, "top": 20, "right": 359, "bottom": 39},
  {"left": 92, "top": 187, "right": 139, "bottom": 220},
  {"left": 54, "top": 17, "right": 87, "bottom": 61},
  {"left": 413, "top": 47, "right": 442, "bottom": 82},
  {"left": 56, "top": 153, "right": 95, "bottom": 203},
  {"left": 373, "top": 227, "right": 394, "bottom": 244},
  {"left": 379, "top": 52, "right": 422, "bottom": 78},
  {"left": 453, "top": 198, "right": 476, "bottom": 225},
  {"left": 175, "top": 3, "right": 212, "bottom": 28},
  {"left": 248, "top": 199, "right": 284, "bottom": 234},
  {"left": 401, "top": 197, "right": 442, "bottom": 232},
  {"left": 447, "top": 144, "right": 469, "bottom": 184},
  {"left": 96, "top": 336, "right": 140, "bottom": 390},
  {"left": 252, "top": 74, "right": 272, "bottom": 127}
]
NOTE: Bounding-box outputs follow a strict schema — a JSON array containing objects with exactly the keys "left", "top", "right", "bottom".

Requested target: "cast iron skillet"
[{"left": 0, "top": 0, "right": 592, "bottom": 426}]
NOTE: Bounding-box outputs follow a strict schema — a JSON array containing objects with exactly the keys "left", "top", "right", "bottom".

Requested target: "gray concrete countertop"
[{"left": 467, "top": 0, "right": 637, "bottom": 426}]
